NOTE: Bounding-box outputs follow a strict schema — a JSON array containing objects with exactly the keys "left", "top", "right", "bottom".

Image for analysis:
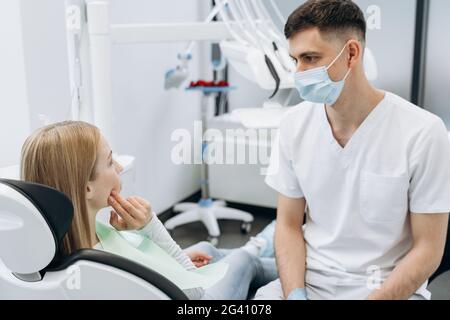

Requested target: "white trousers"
[{"left": 254, "top": 278, "right": 430, "bottom": 300}]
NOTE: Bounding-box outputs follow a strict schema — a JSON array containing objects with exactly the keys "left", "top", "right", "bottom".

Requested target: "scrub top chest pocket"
[{"left": 360, "top": 171, "right": 410, "bottom": 223}]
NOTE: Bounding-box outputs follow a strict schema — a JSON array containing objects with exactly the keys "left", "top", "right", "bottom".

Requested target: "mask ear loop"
[
  {"left": 326, "top": 43, "right": 349, "bottom": 71},
  {"left": 342, "top": 68, "right": 352, "bottom": 81},
  {"left": 326, "top": 42, "right": 352, "bottom": 81},
  {"left": 323, "top": 66, "right": 352, "bottom": 103}
]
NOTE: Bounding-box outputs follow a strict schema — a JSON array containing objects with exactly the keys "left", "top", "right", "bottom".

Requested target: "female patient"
[{"left": 20, "top": 121, "right": 277, "bottom": 300}]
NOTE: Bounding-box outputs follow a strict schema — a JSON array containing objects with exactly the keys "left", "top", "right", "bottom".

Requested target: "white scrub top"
[{"left": 265, "top": 91, "right": 450, "bottom": 299}]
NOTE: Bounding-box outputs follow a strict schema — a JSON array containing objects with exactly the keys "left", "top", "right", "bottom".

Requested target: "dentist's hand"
[
  {"left": 287, "top": 288, "right": 308, "bottom": 300},
  {"left": 186, "top": 251, "right": 212, "bottom": 268},
  {"left": 108, "top": 191, "right": 152, "bottom": 231}
]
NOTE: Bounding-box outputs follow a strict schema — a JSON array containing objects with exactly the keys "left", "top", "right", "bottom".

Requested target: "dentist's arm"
[
  {"left": 367, "top": 213, "right": 448, "bottom": 300},
  {"left": 276, "top": 194, "right": 307, "bottom": 300}
]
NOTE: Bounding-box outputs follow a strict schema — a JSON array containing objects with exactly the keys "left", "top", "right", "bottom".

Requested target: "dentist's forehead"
[{"left": 288, "top": 28, "right": 338, "bottom": 57}]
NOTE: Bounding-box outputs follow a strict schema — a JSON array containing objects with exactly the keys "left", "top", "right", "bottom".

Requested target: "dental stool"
[
  {"left": 427, "top": 217, "right": 450, "bottom": 299},
  {"left": 430, "top": 217, "right": 450, "bottom": 284},
  {"left": 0, "top": 179, "right": 187, "bottom": 300}
]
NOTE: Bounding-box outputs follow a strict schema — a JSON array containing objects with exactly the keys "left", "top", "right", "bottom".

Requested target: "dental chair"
[{"left": 0, "top": 179, "right": 187, "bottom": 300}]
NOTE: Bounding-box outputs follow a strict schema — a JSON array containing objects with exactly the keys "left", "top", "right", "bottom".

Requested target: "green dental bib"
[{"left": 96, "top": 222, "right": 228, "bottom": 290}]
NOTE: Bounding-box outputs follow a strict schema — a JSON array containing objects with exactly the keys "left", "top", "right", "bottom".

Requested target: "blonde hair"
[{"left": 21, "top": 121, "right": 101, "bottom": 255}]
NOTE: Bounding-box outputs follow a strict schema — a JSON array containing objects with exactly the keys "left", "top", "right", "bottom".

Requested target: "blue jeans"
[{"left": 185, "top": 242, "right": 278, "bottom": 300}]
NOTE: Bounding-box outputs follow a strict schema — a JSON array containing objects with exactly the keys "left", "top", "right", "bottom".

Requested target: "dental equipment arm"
[
  {"left": 165, "top": 1, "right": 230, "bottom": 89},
  {"left": 236, "top": 0, "right": 293, "bottom": 73},
  {"left": 219, "top": 0, "right": 282, "bottom": 98}
]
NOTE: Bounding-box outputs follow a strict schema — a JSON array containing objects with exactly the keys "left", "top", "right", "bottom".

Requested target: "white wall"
[
  {"left": 354, "top": 0, "right": 416, "bottom": 100},
  {"left": 19, "top": 0, "right": 73, "bottom": 130},
  {"left": 0, "top": 0, "right": 31, "bottom": 168},
  {"left": 1, "top": 0, "right": 207, "bottom": 215},
  {"left": 424, "top": 0, "right": 450, "bottom": 129},
  {"left": 0, "top": 0, "right": 72, "bottom": 168},
  {"left": 109, "top": 0, "right": 208, "bottom": 213}
]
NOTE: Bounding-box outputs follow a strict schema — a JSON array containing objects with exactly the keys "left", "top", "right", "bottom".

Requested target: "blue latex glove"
[{"left": 287, "top": 288, "right": 308, "bottom": 300}]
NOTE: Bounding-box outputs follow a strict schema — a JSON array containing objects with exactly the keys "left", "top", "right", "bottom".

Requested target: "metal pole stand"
[{"left": 164, "top": 87, "right": 254, "bottom": 246}]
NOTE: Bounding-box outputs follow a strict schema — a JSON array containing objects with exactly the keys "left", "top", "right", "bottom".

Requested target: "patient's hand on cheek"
[{"left": 108, "top": 191, "right": 152, "bottom": 231}]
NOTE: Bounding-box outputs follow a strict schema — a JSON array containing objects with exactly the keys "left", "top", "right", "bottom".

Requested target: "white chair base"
[{"left": 164, "top": 199, "right": 254, "bottom": 246}]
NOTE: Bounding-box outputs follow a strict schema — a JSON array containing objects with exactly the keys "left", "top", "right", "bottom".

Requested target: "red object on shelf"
[{"left": 189, "top": 80, "right": 230, "bottom": 88}]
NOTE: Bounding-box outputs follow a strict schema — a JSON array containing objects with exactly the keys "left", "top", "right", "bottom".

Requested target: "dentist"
[{"left": 257, "top": 0, "right": 450, "bottom": 300}]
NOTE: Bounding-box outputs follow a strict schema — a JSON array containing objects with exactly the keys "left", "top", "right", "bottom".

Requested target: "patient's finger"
[
  {"left": 110, "top": 211, "right": 128, "bottom": 231},
  {"left": 194, "top": 251, "right": 212, "bottom": 261},
  {"left": 128, "top": 197, "right": 145, "bottom": 211},
  {"left": 188, "top": 251, "right": 212, "bottom": 266},
  {"left": 108, "top": 196, "right": 135, "bottom": 223},
  {"left": 195, "top": 259, "right": 209, "bottom": 267},
  {"left": 134, "top": 196, "right": 152, "bottom": 212},
  {"left": 112, "top": 192, "right": 137, "bottom": 217}
]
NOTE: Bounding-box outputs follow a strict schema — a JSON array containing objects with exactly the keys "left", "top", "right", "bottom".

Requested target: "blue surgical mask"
[{"left": 294, "top": 44, "right": 352, "bottom": 105}]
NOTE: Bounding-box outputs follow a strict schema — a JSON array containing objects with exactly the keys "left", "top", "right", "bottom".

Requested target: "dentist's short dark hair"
[{"left": 284, "top": 0, "right": 366, "bottom": 44}]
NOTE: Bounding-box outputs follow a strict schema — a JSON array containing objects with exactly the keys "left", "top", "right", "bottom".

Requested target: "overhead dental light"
[{"left": 217, "top": 0, "right": 295, "bottom": 98}]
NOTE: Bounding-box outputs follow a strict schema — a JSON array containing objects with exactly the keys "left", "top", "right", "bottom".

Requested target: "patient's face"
[{"left": 87, "top": 135, "right": 123, "bottom": 212}]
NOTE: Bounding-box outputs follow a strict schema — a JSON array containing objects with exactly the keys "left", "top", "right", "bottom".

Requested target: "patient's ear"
[{"left": 86, "top": 182, "right": 95, "bottom": 201}]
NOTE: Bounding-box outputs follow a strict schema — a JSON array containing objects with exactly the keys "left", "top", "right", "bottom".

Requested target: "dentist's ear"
[{"left": 347, "top": 40, "right": 362, "bottom": 69}]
